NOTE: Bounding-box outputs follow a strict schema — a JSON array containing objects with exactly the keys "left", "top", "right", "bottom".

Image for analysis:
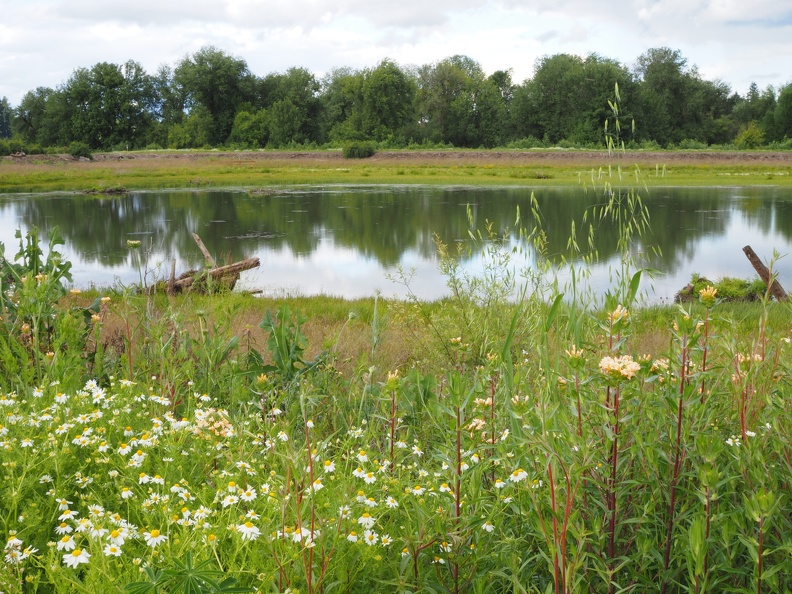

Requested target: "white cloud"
[{"left": 0, "top": 0, "right": 790, "bottom": 104}]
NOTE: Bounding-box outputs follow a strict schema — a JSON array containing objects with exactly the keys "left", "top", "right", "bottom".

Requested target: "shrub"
[
  {"left": 678, "top": 138, "right": 708, "bottom": 150},
  {"left": 767, "top": 137, "right": 792, "bottom": 150},
  {"left": 342, "top": 142, "right": 376, "bottom": 159},
  {"left": 1, "top": 138, "right": 26, "bottom": 154},
  {"left": 68, "top": 141, "right": 93, "bottom": 160},
  {"left": 638, "top": 139, "right": 663, "bottom": 150},
  {"left": 734, "top": 121, "right": 765, "bottom": 149},
  {"left": 679, "top": 274, "right": 767, "bottom": 302},
  {"left": 506, "top": 136, "right": 545, "bottom": 149}
]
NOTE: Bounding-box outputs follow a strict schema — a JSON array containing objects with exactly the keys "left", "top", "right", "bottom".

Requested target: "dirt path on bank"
[{"left": 6, "top": 149, "right": 792, "bottom": 168}]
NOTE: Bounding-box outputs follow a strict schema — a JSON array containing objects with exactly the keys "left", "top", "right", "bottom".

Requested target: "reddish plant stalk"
[
  {"left": 303, "top": 425, "right": 316, "bottom": 594},
  {"left": 490, "top": 374, "right": 498, "bottom": 484},
  {"left": 125, "top": 318, "right": 134, "bottom": 380},
  {"left": 455, "top": 406, "right": 462, "bottom": 521},
  {"left": 574, "top": 374, "right": 583, "bottom": 437},
  {"left": 731, "top": 357, "right": 749, "bottom": 441},
  {"left": 699, "top": 310, "right": 710, "bottom": 404},
  {"left": 550, "top": 467, "right": 560, "bottom": 594},
  {"left": 704, "top": 486, "right": 711, "bottom": 580},
  {"left": 389, "top": 387, "right": 397, "bottom": 462},
  {"left": 490, "top": 374, "right": 497, "bottom": 444},
  {"left": 757, "top": 516, "right": 764, "bottom": 594},
  {"left": 661, "top": 335, "right": 688, "bottom": 594},
  {"left": 410, "top": 535, "right": 437, "bottom": 590},
  {"left": 549, "top": 463, "right": 563, "bottom": 594},
  {"left": 607, "top": 386, "right": 621, "bottom": 573}
]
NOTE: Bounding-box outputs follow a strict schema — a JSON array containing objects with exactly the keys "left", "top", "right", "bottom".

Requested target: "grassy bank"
[
  {"left": 2, "top": 149, "right": 792, "bottom": 193},
  {"left": 59, "top": 288, "right": 792, "bottom": 376}
]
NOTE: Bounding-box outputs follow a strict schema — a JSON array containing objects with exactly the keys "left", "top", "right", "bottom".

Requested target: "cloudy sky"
[{"left": 1, "top": 0, "right": 790, "bottom": 106}]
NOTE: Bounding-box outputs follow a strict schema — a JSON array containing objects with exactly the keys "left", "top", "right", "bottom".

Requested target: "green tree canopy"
[
  {"left": 0, "top": 97, "right": 12, "bottom": 139},
  {"left": 5, "top": 46, "right": 792, "bottom": 150},
  {"left": 630, "top": 47, "right": 731, "bottom": 146},
  {"left": 63, "top": 61, "right": 156, "bottom": 149},
  {"left": 174, "top": 46, "right": 256, "bottom": 145},
  {"left": 359, "top": 59, "right": 416, "bottom": 142},
  {"left": 13, "top": 87, "right": 59, "bottom": 145},
  {"left": 257, "top": 67, "right": 323, "bottom": 146},
  {"left": 775, "top": 84, "right": 792, "bottom": 140},
  {"left": 416, "top": 56, "right": 482, "bottom": 144}
]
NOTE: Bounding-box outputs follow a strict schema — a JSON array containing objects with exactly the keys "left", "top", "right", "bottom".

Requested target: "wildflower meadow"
[{"left": 1, "top": 198, "right": 791, "bottom": 594}]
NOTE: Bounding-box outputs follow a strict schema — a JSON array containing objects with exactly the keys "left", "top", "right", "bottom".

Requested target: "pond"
[{"left": 2, "top": 185, "right": 792, "bottom": 303}]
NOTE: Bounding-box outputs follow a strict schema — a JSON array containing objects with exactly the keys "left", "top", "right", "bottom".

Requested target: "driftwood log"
[
  {"left": 158, "top": 232, "right": 259, "bottom": 294},
  {"left": 742, "top": 245, "right": 788, "bottom": 301},
  {"left": 173, "top": 258, "right": 260, "bottom": 290},
  {"left": 191, "top": 232, "right": 217, "bottom": 267}
]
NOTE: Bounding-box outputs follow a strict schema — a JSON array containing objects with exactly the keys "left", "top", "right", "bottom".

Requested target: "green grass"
[{"left": 3, "top": 150, "right": 792, "bottom": 194}]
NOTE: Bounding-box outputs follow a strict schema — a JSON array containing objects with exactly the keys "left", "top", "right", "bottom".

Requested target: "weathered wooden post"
[{"left": 742, "top": 245, "right": 788, "bottom": 301}]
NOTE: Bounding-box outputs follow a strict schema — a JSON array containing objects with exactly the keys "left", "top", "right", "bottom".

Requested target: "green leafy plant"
[
  {"left": 0, "top": 227, "right": 101, "bottom": 389},
  {"left": 342, "top": 142, "right": 376, "bottom": 159},
  {"left": 125, "top": 553, "right": 252, "bottom": 594},
  {"left": 734, "top": 121, "right": 765, "bottom": 149},
  {"left": 246, "top": 304, "right": 324, "bottom": 389},
  {"left": 68, "top": 141, "right": 93, "bottom": 160}
]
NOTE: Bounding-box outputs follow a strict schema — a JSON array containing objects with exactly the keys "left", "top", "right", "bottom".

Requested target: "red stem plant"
[
  {"left": 533, "top": 456, "right": 583, "bottom": 594},
  {"left": 660, "top": 329, "right": 690, "bottom": 594}
]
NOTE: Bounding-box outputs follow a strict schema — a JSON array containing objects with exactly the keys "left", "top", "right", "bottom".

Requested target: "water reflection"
[{"left": 1, "top": 186, "right": 792, "bottom": 302}]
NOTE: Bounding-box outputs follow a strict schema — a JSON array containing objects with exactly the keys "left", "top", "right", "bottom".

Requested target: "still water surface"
[{"left": 2, "top": 185, "right": 792, "bottom": 303}]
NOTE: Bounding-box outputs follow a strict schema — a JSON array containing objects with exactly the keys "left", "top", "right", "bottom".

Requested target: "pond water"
[{"left": 2, "top": 185, "right": 792, "bottom": 303}]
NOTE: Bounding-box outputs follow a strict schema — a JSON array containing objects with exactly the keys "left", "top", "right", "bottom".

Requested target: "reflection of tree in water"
[
  {"left": 734, "top": 186, "right": 792, "bottom": 244},
  {"left": 9, "top": 187, "right": 792, "bottom": 282},
  {"left": 637, "top": 188, "right": 732, "bottom": 272}
]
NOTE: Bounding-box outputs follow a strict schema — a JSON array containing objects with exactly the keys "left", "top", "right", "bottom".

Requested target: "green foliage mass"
[
  {"left": 682, "top": 273, "right": 768, "bottom": 301},
  {"left": 342, "top": 141, "right": 376, "bottom": 158},
  {"left": 5, "top": 45, "right": 792, "bottom": 153}
]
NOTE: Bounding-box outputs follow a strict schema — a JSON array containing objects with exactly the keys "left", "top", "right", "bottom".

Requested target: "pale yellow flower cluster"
[
  {"left": 193, "top": 408, "right": 234, "bottom": 437},
  {"left": 599, "top": 355, "right": 641, "bottom": 380},
  {"left": 609, "top": 305, "right": 629, "bottom": 324},
  {"left": 699, "top": 285, "right": 717, "bottom": 307}
]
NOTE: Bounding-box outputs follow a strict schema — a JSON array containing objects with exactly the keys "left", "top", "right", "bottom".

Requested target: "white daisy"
[
  {"left": 237, "top": 522, "right": 261, "bottom": 541},
  {"left": 63, "top": 548, "right": 91, "bottom": 568},
  {"left": 357, "top": 514, "right": 375, "bottom": 529},
  {"left": 103, "top": 543, "right": 123, "bottom": 557},
  {"left": 56, "top": 536, "right": 76, "bottom": 551},
  {"left": 143, "top": 529, "right": 168, "bottom": 548}
]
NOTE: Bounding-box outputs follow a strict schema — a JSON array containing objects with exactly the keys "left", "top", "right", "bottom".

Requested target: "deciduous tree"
[
  {"left": 174, "top": 46, "right": 255, "bottom": 145},
  {"left": 63, "top": 61, "right": 156, "bottom": 149},
  {"left": 0, "top": 97, "right": 12, "bottom": 139}
]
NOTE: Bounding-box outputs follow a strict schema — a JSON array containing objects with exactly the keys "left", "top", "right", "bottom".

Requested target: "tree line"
[{"left": 1, "top": 46, "right": 791, "bottom": 153}]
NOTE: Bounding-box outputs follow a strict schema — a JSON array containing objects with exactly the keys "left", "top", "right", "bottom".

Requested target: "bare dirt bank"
[{"left": 6, "top": 149, "right": 792, "bottom": 168}]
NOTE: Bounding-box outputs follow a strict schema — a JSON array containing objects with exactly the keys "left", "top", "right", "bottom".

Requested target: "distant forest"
[{"left": 1, "top": 46, "right": 791, "bottom": 153}]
